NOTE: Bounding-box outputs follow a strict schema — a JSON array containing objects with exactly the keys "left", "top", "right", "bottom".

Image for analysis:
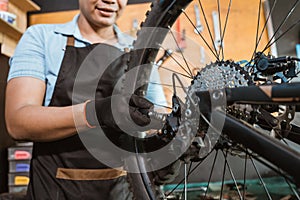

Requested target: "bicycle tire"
[
  {"left": 125, "top": 0, "right": 300, "bottom": 199},
  {"left": 125, "top": 0, "right": 192, "bottom": 199}
]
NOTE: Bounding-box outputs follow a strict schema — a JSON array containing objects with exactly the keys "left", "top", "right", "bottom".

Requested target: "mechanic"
[{"left": 5, "top": 0, "right": 167, "bottom": 199}]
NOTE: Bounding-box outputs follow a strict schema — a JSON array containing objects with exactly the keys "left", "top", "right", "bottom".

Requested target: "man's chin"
[{"left": 95, "top": 19, "right": 116, "bottom": 28}]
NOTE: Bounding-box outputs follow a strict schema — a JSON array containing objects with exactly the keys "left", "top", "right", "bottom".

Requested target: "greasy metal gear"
[
  {"left": 184, "top": 61, "right": 254, "bottom": 158},
  {"left": 191, "top": 61, "right": 252, "bottom": 91}
]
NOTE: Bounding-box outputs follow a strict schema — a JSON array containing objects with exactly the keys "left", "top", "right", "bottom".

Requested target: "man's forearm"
[{"left": 6, "top": 103, "right": 89, "bottom": 142}]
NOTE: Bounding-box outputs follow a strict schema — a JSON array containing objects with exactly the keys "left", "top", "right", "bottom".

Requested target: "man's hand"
[{"left": 85, "top": 94, "right": 153, "bottom": 131}]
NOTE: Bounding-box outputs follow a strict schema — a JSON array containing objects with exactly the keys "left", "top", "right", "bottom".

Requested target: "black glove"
[{"left": 85, "top": 94, "right": 153, "bottom": 131}]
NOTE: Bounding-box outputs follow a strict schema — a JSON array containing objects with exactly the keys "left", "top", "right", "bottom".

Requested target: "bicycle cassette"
[
  {"left": 190, "top": 61, "right": 253, "bottom": 92},
  {"left": 184, "top": 61, "right": 254, "bottom": 158}
]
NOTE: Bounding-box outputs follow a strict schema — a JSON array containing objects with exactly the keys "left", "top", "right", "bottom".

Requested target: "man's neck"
[{"left": 77, "top": 15, "right": 117, "bottom": 45}]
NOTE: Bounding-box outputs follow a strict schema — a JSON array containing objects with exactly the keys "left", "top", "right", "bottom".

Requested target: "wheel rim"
[{"left": 125, "top": 0, "right": 300, "bottom": 199}]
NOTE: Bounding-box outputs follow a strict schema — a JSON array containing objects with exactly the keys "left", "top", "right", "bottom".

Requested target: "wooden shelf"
[
  {"left": 0, "top": 18, "right": 23, "bottom": 40},
  {"left": 9, "top": 0, "right": 40, "bottom": 12},
  {"left": 0, "top": 0, "right": 39, "bottom": 56}
]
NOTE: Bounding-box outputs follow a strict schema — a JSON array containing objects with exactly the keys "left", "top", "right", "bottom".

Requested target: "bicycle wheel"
[{"left": 125, "top": 0, "right": 300, "bottom": 199}]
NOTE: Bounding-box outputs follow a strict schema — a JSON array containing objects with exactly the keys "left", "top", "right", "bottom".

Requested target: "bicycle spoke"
[
  {"left": 243, "top": 147, "right": 296, "bottom": 184},
  {"left": 222, "top": 151, "right": 243, "bottom": 199},
  {"left": 152, "top": 102, "right": 172, "bottom": 110},
  {"left": 220, "top": 150, "right": 228, "bottom": 200},
  {"left": 197, "top": 0, "right": 220, "bottom": 60},
  {"left": 243, "top": 152, "right": 248, "bottom": 199},
  {"left": 167, "top": 26, "right": 194, "bottom": 77},
  {"left": 264, "top": 18, "right": 300, "bottom": 51},
  {"left": 284, "top": 177, "right": 300, "bottom": 199},
  {"left": 164, "top": 163, "right": 198, "bottom": 197},
  {"left": 159, "top": 65, "right": 192, "bottom": 79},
  {"left": 249, "top": 156, "right": 272, "bottom": 200},
  {"left": 249, "top": 0, "right": 264, "bottom": 63},
  {"left": 149, "top": 81, "right": 189, "bottom": 90},
  {"left": 286, "top": 127, "right": 300, "bottom": 145},
  {"left": 179, "top": 163, "right": 193, "bottom": 200},
  {"left": 272, "top": 130, "right": 289, "bottom": 146},
  {"left": 262, "top": 0, "right": 300, "bottom": 54},
  {"left": 251, "top": 0, "right": 277, "bottom": 60},
  {"left": 253, "top": 118, "right": 290, "bottom": 146},
  {"left": 181, "top": 9, "right": 219, "bottom": 60},
  {"left": 182, "top": 163, "right": 189, "bottom": 200},
  {"left": 203, "top": 150, "right": 219, "bottom": 199},
  {"left": 255, "top": 118, "right": 290, "bottom": 146},
  {"left": 172, "top": 74, "right": 191, "bottom": 100},
  {"left": 218, "top": 0, "right": 232, "bottom": 61},
  {"left": 252, "top": 0, "right": 263, "bottom": 59},
  {"left": 158, "top": 44, "right": 194, "bottom": 78},
  {"left": 216, "top": 0, "right": 223, "bottom": 59},
  {"left": 164, "top": 150, "right": 215, "bottom": 197}
]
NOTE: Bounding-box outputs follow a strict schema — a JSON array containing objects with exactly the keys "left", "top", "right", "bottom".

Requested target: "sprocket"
[
  {"left": 191, "top": 60, "right": 253, "bottom": 91},
  {"left": 182, "top": 61, "right": 254, "bottom": 159}
]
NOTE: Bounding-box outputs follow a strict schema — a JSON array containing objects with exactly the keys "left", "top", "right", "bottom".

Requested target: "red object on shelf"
[
  {"left": 14, "top": 150, "right": 31, "bottom": 160},
  {"left": 0, "top": 0, "right": 8, "bottom": 11},
  {"left": 176, "top": 18, "right": 181, "bottom": 43},
  {"left": 175, "top": 18, "right": 187, "bottom": 52}
]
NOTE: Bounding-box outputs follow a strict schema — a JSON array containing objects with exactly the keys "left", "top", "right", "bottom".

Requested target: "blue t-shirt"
[{"left": 8, "top": 15, "right": 166, "bottom": 107}]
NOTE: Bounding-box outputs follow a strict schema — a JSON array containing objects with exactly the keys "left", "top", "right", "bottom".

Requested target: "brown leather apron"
[{"left": 26, "top": 37, "right": 133, "bottom": 200}]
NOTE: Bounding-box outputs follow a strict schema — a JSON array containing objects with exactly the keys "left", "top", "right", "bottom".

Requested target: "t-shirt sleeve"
[
  {"left": 8, "top": 25, "right": 46, "bottom": 82},
  {"left": 146, "top": 65, "right": 168, "bottom": 107}
]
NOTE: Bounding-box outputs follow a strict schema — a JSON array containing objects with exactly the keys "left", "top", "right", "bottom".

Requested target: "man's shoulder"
[
  {"left": 26, "top": 22, "right": 70, "bottom": 35},
  {"left": 22, "top": 24, "right": 58, "bottom": 42},
  {"left": 18, "top": 22, "right": 70, "bottom": 51}
]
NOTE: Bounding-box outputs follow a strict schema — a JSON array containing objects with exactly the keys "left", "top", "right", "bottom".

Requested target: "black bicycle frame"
[
  {"left": 196, "top": 82, "right": 300, "bottom": 186},
  {"left": 217, "top": 110, "right": 300, "bottom": 186},
  {"left": 225, "top": 82, "right": 300, "bottom": 105}
]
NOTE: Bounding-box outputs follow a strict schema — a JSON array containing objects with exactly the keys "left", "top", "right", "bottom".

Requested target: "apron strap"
[
  {"left": 67, "top": 36, "right": 75, "bottom": 47},
  {"left": 56, "top": 167, "right": 127, "bottom": 181}
]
